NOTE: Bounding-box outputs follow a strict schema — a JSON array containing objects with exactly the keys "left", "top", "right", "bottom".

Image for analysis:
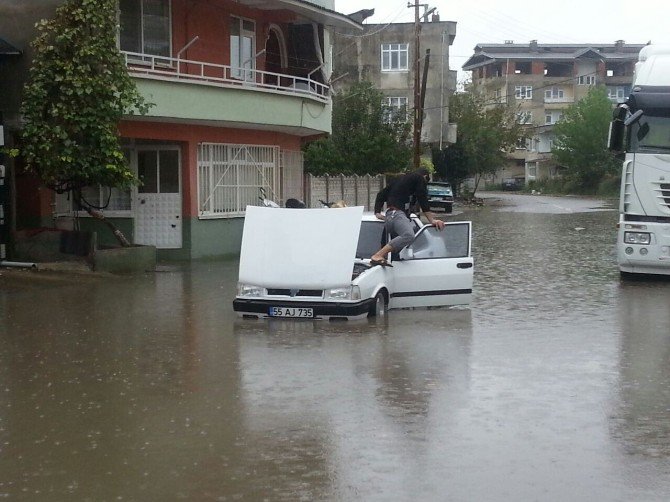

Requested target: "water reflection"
[
  {"left": 613, "top": 279, "right": 670, "bottom": 458},
  {"left": 233, "top": 309, "right": 472, "bottom": 500},
  {"left": 2, "top": 196, "right": 670, "bottom": 499}
]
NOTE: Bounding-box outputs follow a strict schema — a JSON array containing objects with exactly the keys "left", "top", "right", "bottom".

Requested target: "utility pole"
[
  {"left": 411, "top": 0, "right": 421, "bottom": 170},
  {"left": 409, "top": 1, "right": 433, "bottom": 169}
]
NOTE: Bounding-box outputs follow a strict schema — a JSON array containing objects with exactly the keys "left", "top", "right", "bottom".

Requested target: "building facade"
[
  {"left": 332, "top": 14, "right": 457, "bottom": 149},
  {"left": 462, "top": 40, "right": 644, "bottom": 184},
  {"left": 0, "top": 0, "right": 359, "bottom": 260}
]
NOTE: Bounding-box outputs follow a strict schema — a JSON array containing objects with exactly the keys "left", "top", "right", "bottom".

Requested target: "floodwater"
[{"left": 1, "top": 193, "right": 670, "bottom": 501}]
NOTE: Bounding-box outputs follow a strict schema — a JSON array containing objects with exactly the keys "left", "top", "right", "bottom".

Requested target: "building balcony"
[
  {"left": 544, "top": 96, "right": 573, "bottom": 104},
  {"left": 123, "top": 51, "right": 332, "bottom": 136}
]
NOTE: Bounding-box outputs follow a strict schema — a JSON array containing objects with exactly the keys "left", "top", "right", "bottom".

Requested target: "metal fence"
[
  {"left": 280, "top": 150, "right": 304, "bottom": 204},
  {"left": 305, "top": 174, "right": 385, "bottom": 210}
]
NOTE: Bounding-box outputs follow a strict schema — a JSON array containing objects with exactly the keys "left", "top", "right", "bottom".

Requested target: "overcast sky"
[{"left": 334, "top": 0, "right": 670, "bottom": 83}]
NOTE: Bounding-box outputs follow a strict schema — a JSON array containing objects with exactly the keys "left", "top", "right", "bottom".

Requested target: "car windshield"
[
  {"left": 356, "top": 221, "right": 385, "bottom": 259},
  {"left": 427, "top": 184, "right": 452, "bottom": 196}
]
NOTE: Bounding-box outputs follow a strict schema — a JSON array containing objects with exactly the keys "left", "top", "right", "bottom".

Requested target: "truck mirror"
[
  {"left": 608, "top": 117, "right": 625, "bottom": 152},
  {"left": 624, "top": 109, "right": 644, "bottom": 126}
]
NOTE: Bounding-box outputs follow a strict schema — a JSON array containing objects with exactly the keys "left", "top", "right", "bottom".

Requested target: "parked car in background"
[
  {"left": 426, "top": 182, "right": 454, "bottom": 213},
  {"left": 502, "top": 178, "right": 524, "bottom": 191}
]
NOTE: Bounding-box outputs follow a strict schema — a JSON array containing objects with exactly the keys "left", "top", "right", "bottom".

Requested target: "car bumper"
[
  {"left": 233, "top": 298, "right": 376, "bottom": 320},
  {"left": 428, "top": 199, "right": 453, "bottom": 208}
]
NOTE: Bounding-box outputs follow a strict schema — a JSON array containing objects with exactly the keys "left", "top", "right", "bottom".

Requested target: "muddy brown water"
[{"left": 1, "top": 193, "right": 669, "bottom": 501}]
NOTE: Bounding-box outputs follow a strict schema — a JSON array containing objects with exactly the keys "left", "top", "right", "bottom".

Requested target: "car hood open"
[{"left": 238, "top": 206, "right": 365, "bottom": 289}]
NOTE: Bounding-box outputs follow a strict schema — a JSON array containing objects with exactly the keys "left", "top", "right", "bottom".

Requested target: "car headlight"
[
  {"left": 624, "top": 231, "right": 651, "bottom": 245},
  {"left": 324, "top": 286, "right": 361, "bottom": 301},
  {"left": 237, "top": 284, "right": 266, "bottom": 297}
]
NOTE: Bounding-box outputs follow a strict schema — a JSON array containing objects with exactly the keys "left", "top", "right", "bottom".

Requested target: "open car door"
[{"left": 391, "top": 222, "right": 473, "bottom": 308}]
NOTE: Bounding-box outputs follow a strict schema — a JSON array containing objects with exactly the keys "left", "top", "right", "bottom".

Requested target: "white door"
[
  {"left": 390, "top": 222, "right": 473, "bottom": 308},
  {"left": 135, "top": 148, "right": 182, "bottom": 249}
]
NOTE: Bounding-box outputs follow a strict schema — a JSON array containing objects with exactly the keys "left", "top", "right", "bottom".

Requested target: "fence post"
[
  {"left": 354, "top": 175, "right": 359, "bottom": 207},
  {"left": 325, "top": 174, "right": 330, "bottom": 204},
  {"left": 340, "top": 174, "right": 345, "bottom": 203}
]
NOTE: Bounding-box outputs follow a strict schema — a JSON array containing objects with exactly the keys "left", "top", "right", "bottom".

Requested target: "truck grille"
[{"left": 659, "top": 183, "right": 670, "bottom": 209}]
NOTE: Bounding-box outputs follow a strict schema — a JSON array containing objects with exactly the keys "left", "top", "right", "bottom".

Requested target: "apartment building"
[
  {"left": 332, "top": 12, "right": 457, "bottom": 149},
  {"left": 462, "top": 40, "right": 644, "bottom": 184},
  {"left": 0, "top": 0, "right": 359, "bottom": 260}
]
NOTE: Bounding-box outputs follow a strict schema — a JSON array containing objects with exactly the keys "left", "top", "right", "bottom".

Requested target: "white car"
[{"left": 233, "top": 206, "right": 473, "bottom": 320}]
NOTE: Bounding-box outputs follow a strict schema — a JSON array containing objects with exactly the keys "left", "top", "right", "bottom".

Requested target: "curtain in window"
[{"left": 119, "top": 0, "right": 170, "bottom": 57}]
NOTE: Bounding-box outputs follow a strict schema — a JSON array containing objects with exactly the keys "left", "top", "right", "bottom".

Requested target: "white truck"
[{"left": 609, "top": 45, "right": 670, "bottom": 277}]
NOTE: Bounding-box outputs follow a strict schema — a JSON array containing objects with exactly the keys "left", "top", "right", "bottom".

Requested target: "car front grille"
[{"left": 266, "top": 289, "right": 323, "bottom": 297}]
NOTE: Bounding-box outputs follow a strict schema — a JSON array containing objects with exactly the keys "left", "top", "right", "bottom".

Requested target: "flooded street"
[{"left": 2, "top": 193, "right": 670, "bottom": 501}]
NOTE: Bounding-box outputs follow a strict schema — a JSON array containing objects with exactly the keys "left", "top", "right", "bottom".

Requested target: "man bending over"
[{"left": 370, "top": 168, "right": 445, "bottom": 266}]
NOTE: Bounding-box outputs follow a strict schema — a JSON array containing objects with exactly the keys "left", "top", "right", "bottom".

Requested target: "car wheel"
[
  {"left": 369, "top": 290, "right": 387, "bottom": 318},
  {"left": 445, "top": 204, "right": 453, "bottom": 214}
]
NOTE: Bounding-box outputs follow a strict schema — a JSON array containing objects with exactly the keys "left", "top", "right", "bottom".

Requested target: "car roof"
[{"left": 361, "top": 212, "right": 383, "bottom": 222}]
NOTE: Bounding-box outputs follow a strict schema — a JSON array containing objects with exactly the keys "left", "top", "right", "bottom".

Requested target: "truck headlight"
[
  {"left": 624, "top": 231, "right": 651, "bottom": 245},
  {"left": 237, "top": 284, "right": 266, "bottom": 297},
  {"left": 324, "top": 286, "right": 361, "bottom": 300}
]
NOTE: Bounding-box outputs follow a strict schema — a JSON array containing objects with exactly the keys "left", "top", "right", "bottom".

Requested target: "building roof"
[
  {"left": 462, "top": 42, "right": 647, "bottom": 70},
  {"left": 236, "top": 0, "right": 363, "bottom": 30},
  {"left": 0, "top": 37, "right": 21, "bottom": 56}
]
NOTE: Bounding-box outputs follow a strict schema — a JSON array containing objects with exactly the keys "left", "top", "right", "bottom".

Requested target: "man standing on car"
[{"left": 370, "top": 168, "right": 445, "bottom": 266}]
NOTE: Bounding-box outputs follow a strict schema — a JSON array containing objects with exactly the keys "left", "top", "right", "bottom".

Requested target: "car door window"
[
  {"left": 356, "top": 221, "right": 385, "bottom": 259},
  {"left": 403, "top": 223, "right": 470, "bottom": 259}
]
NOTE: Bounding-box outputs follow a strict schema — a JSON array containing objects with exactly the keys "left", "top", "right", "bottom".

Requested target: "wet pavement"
[{"left": 1, "top": 192, "right": 670, "bottom": 501}]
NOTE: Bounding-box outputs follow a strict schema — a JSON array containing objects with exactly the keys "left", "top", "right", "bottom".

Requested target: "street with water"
[{"left": 1, "top": 192, "right": 670, "bottom": 500}]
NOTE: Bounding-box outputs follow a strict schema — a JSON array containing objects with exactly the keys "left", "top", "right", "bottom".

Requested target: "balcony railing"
[{"left": 122, "top": 51, "right": 330, "bottom": 103}]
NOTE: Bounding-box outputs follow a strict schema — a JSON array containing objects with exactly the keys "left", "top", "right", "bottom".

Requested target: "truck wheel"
[
  {"left": 445, "top": 204, "right": 453, "bottom": 214},
  {"left": 369, "top": 291, "right": 387, "bottom": 318}
]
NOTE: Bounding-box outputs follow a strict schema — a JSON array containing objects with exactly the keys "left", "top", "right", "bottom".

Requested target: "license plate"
[{"left": 268, "top": 306, "right": 314, "bottom": 318}]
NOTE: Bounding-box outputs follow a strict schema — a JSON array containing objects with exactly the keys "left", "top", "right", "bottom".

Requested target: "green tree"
[
  {"left": 304, "top": 81, "right": 411, "bottom": 175},
  {"left": 432, "top": 142, "right": 469, "bottom": 196},
  {"left": 434, "top": 90, "right": 523, "bottom": 195},
  {"left": 551, "top": 86, "right": 619, "bottom": 191},
  {"left": 20, "top": 0, "right": 151, "bottom": 245}
]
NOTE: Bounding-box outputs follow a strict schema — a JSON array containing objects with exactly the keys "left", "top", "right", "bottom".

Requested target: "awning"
[{"left": 237, "top": 0, "right": 363, "bottom": 30}]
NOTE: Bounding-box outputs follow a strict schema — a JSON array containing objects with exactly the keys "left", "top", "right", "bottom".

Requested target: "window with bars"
[
  {"left": 55, "top": 186, "right": 132, "bottom": 216},
  {"left": 381, "top": 43, "right": 409, "bottom": 72},
  {"left": 384, "top": 96, "right": 408, "bottom": 121},
  {"left": 54, "top": 150, "right": 133, "bottom": 216},
  {"left": 198, "top": 144, "right": 280, "bottom": 218}
]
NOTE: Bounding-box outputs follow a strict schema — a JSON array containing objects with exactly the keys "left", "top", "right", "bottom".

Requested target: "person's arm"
[
  {"left": 415, "top": 179, "right": 445, "bottom": 229},
  {"left": 423, "top": 211, "right": 445, "bottom": 229},
  {"left": 374, "top": 186, "right": 389, "bottom": 219}
]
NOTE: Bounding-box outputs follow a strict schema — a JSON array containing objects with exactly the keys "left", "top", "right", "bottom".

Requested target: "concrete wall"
[{"left": 332, "top": 20, "right": 457, "bottom": 146}]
